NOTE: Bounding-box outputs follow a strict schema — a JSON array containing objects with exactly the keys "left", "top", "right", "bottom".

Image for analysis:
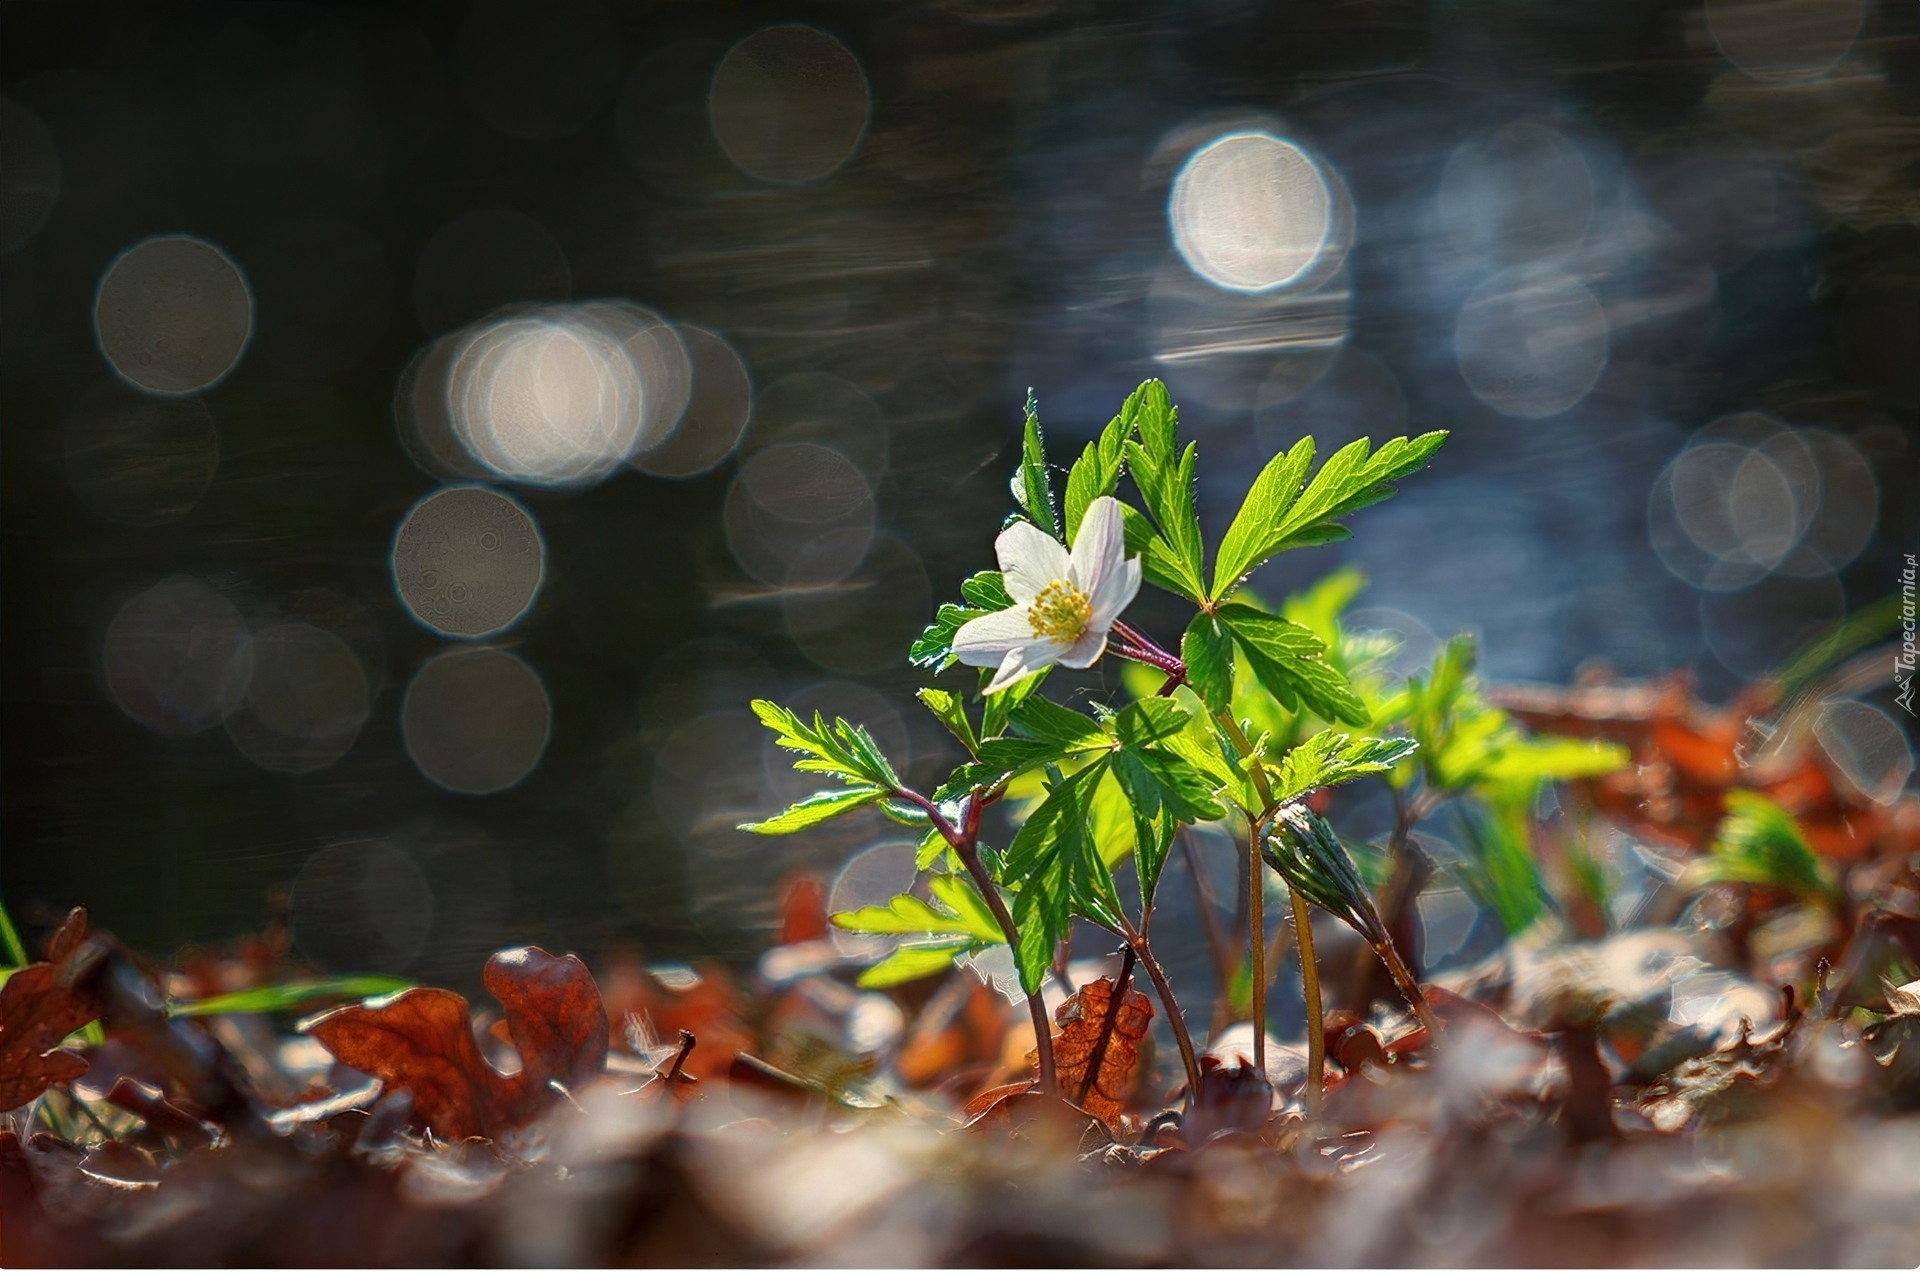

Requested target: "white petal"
[
  {"left": 985, "top": 641, "right": 1060, "bottom": 694},
  {"left": 952, "top": 606, "right": 1041, "bottom": 664},
  {"left": 995, "top": 520, "right": 1072, "bottom": 603},
  {"left": 1055, "top": 627, "right": 1109, "bottom": 670},
  {"left": 1088, "top": 555, "right": 1142, "bottom": 631},
  {"left": 1067, "top": 496, "right": 1127, "bottom": 596}
]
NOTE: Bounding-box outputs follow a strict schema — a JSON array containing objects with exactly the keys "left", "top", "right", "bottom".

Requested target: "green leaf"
[
  {"left": 1063, "top": 408, "right": 1132, "bottom": 546},
  {"left": 980, "top": 663, "right": 1048, "bottom": 739},
  {"left": 1013, "top": 388, "right": 1060, "bottom": 540},
  {"left": 910, "top": 571, "right": 1015, "bottom": 670},
  {"left": 1128, "top": 379, "right": 1177, "bottom": 466},
  {"left": 917, "top": 688, "right": 978, "bottom": 757},
  {"left": 1215, "top": 603, "right": 1369, "bottom": 727},
  {"left": 1207, "top": 432, "right": 1447, "bottom": 600},
  {"left": 1012, "top": 887, "right": 1059, "bottom": 997},
  {"left": 1690, "top": 790, "right": 1836, "bottom": 908},
  {"left": 1212, "top": 436, "right": 1314, "bottom": 599},
  {"left": 1271, "top": 729, "right": 1419, "bottom": 806},
  {"left": 1181, "top": 611, "right": 1234, "bottom": 713},
  {"left": 1010, "top": 695, "right": 1110, "bottom": 750},
  {"left": 915, "top": 827, "right": 949, "bottom": 870},
  {"left": 833, "top": 892, "right": 975, "bottom": 936},
  {"left": 1001, "top": 758, "right": 1122, "bottom": 992},
  {"left": 928, "top": 874, "right": 1007, "bottom": 944},
  {"left": 857, "top": 943, "right": 969, "bottom": 988},
  {"left": 1121, "top": 745, "right": 1225, "bottom": 825},
  {"left": 750, "top": 700, "right": 903, "bottom": 789},
  {"left": 167, "top": 976, "right": 415, "bottom": 1018},
  {"left": 1115, "top": 697, "right": 1190, "bottom": 748},
  {"left": 740, "top": 785, "right": 887, "bottom": 834},
  {"left": 1449, "top": 791, "right": 1549, "bottom": 937},
  {"left": 1124, "top": 438, "right": 1206, "bottom": 604}
]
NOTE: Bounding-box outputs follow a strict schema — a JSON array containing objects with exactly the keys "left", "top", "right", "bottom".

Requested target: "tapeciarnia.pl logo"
[{"left": 1898, "top": 552, "right": 1917, "bottom": 716}]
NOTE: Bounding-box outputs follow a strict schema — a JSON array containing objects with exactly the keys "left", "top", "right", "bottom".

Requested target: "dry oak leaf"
[
  {"left": 305, "top": 946, "right": 607, "bottom": 1142},
  {"left": 1050, "top": 975, "right": 1153, "bottom": 1129},
  {"left": 0, "top": 909, "right": 104, "bottom": 1112}
]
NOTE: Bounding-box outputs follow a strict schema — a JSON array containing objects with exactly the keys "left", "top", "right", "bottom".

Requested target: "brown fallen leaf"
[
  {"left": 482, "top": 947, "right": 608, "bottom": 1118},
  {"left": 305, "top": 946, "right": 609, "bottom": 1142},
  {"left": 0, "top": 920, "right": 105, "bottom": 1111},
  {"left": 1049, "top": 976, "right": 1153, "bottom": 1129}
]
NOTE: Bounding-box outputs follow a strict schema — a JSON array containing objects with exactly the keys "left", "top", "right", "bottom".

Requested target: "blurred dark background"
[{"left": 2, "top": 0, "right": 1915, "bottom": 989}]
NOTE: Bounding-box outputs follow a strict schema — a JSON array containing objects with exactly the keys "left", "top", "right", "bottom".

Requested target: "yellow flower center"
[{"left": 1027, "top": 579, "right": 1093, "bottom": 644}]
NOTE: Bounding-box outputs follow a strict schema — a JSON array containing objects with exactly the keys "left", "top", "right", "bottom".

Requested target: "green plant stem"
[
  {"left": 1213, "top": 711, "right": 1278, "bottom": 1084},
  {"left": 1291, "top": 889, "right": 1325, "bottom": 1121}
]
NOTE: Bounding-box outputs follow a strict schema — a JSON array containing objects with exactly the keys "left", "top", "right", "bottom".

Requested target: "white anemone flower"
[{"left": 953, "top": 495, "right": 1143, "bottom": 693}]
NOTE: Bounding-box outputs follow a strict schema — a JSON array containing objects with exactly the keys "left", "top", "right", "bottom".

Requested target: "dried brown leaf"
[
  {"left": 0, "top": 963, "right": 102, "bottom": 1111},
  {"left": 1049, "top": 976, "right": 1153, "bottom": 1128}
]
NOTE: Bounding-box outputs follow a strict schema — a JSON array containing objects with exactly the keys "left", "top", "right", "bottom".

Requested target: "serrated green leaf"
[
  {"left": 980, "top": 663, "right": 1048, "bottom": 739},
  {"left": 1123, "top": 436, "right": 1207, "bottom": 604},
  {"left": 1270, "top": 729, "right": 1418, "bottom": 806},
  {"left": 833, "top": 891, "right": 975, "bottom": 936},
  {"left": 960, "top": 571, "right": 1012, "bottom": 610},
  {"left": 1130, "top": 379, "right": 1177, "bottom": 465},
  {"left": 750, "top": 700, "right": 905, "bottom": 790},
  {"left": 1010, "top": 695, "right": 1110, "bottom": 749},
  {"left": 928, "top": 874, "right": 1007, "bottom": 944},
  {"left": 1182, "top": 611, "right": 1234, "bottom": 712},
  {"left": 1207, "top": 432, "right": 1447, "bottom": 600},
  {"left": 1448, "top": 791, "right": 1548, "bottom": 937},
  {"left": 1001, "top": 758, "right": 1123, "bottom": 991},
  {"left": 1012, "top": 887, "right": 1059, "bottom": 996},
  {"left": 1013, "top": 389, "right": 1060, "bottom": 540},
  {"left": 857, "top": 943, "right": 968, "bottom": 988},
  {"left": 1122, "top": 745, "right": 1226, "bottom": 824},
  {"left": 1690, "top": 790, "right": 1836, "bottom": 907},
  {"left": 1212, "top": 436, "right": 1314, "bottom": 599},
  {"left": 915, "top": 827, "right": 950, "bottom": 871},
  {"left": 917, "top": 687, "right": 978, "bottom": 757},
  {"left": 1214, "top": 603, "right": 1370, "bottom": 727},
  {"left": 739, "top": 785, "right": 887, "bottom": 834},
  {"left": 1063, "top": 405, "right": 1132, "bottom": 546},
  {"left": 1115, "top": 697, "right": 1189, "bottom": 748}
]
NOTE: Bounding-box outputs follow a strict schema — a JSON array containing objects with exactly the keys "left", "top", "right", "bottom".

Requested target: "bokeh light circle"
[
  {"left": 630, "top": 324, "right": 753, "bottom": 478},
  {"left": 827, "top": 840, "right": 920, "bottom": 959},
  {"left": 1706, "top": 0, "right": 1863, "bottom": 80},
  {"left": 1438, "top": 123, "right": 1593, "bottom": 264},
  {"left": 445, "top": 310, "right": 644, "bottom": 486},
  {"left": 401, "top": 646, "right": 551, "bottom": 795},
  {"left": 291, "top": 840, "right": 435, "bottom": 973},
  {"left": 1453, "top": 269, "right": 1608, "bottom": 418},
  {"left": 0, "top": 98, "right": 60, "bottom": 254},
  {"left": 724, "top": 442, "right": 875, "bottom": 588},
  {"left": 93, "top": 235, "right": 253, "bottom": 396},
  {"left": 784, "top": 535, "right": 931, "bottom": 674},
  {"left": 1169, "top": 131, "right": 1334, "bottom": 293},
  {"left": 1648, "top": 414, "right": 1879, "bottom": 592},
  {"left": 1812, "top": 700, "right": 1913, "bottom": 806},
  {"left": 62, "top": 382, "right": 219, "bottom": 527},
  {"left": 709, "top": 25, "right": 871, "bottom": 185},
  {"left": 224, "top": 623, "right": 372, "bottom": 774},
  {"left": 103, "top": 575, "right": 254, "bottom": 737},
  {"left": 391, "top": 485, "right": 544, "bottom": 639}
]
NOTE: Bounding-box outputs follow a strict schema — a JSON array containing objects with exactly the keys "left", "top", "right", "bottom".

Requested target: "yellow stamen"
[{"left": 1027, "top": 579, "right": 1093, "bottom": 644}]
